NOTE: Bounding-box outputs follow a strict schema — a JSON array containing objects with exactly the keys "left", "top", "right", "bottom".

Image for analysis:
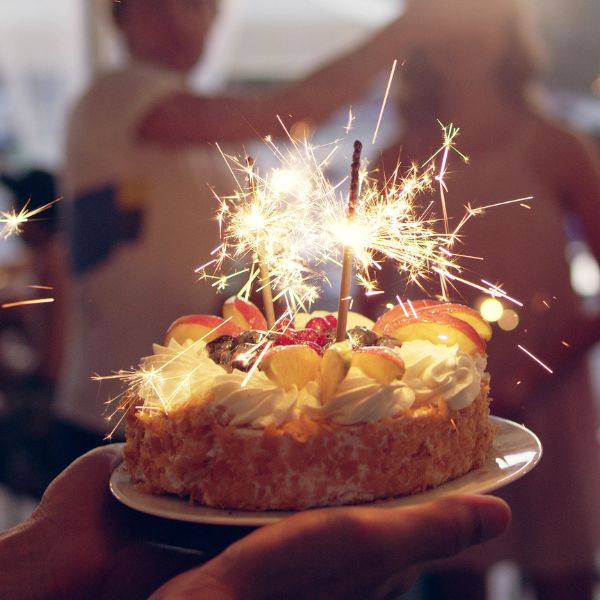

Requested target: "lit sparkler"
[
  {"left": 336, "top": 140, "right": 363, "bottom": 341},
  {"left": 0, "top": 198, "right": 59, "bottom": 239},
  {"left": 197, "top": 137, "right": 340, "bottom": 313},
  {"left": 198, "top": 121, "right": 522, "bottom": 321}
]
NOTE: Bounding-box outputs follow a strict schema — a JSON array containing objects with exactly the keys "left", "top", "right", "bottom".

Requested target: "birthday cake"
[{"left": 123, "top": 296, "right": 495, "bottom": 510}]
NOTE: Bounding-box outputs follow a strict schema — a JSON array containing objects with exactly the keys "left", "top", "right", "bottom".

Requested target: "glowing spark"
[
  {"left": 372, "top": 59, "right": 397, "bottom": 145},
  {"left": 344, "top": 107, "right": 355, "bottom": 134},
  {"left": 517, "top": 345, "right": 553, "bottom": 374},
  {"left": 480, "top": 280, "right": 523, "bottom": 307},
  {"left": 561, "top": 340, "right": 571, "bottom": 348},
  {"left": 199, "top": 122, "right": 524, "bottom": 320},
  {"left": 1, "top": 198, "right": 60, "bottom": 239},
  {"left": 2, "top": 297, "right": 55, "bottom": 309},
  {"left": 405, "top": 299, "right": 418, "bottom": 317},
  {"left": 242, "top": 339, "right": 273, "bottom": 387}
]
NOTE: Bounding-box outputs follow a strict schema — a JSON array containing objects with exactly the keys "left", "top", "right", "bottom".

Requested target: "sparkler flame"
[
  {"left": 197, "top": 123, "right": 488, "bottom": 314},
  {"left": 0, "top": 198, "right": 59, "bottom": 239}
]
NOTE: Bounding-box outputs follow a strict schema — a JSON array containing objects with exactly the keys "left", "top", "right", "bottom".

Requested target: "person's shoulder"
[
  {"left": 70, "top": 67, "right": 134, "bottom": 114},
  {"left": 77, "top": 62, "right": 177, "bottom": 104},
  {"left": 529, "top": 113, "right": 597, "bottom": 160},
  {"left": 527, "top": 112, "right": 600, "bottom": 181}
]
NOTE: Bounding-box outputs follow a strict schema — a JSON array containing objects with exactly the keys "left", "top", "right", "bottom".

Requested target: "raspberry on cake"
[{"left": 123, "top": 298, "right": 495, "bottom": 511}]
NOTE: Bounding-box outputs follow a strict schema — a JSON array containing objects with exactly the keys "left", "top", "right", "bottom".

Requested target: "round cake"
[{"left": 123, "top": 297, "right": 495, "bottom": 510}]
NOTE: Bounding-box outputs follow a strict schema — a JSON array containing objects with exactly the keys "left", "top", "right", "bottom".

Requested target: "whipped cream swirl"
[
  {"left": 136, "top": 338, "right": 485, "bottom": 428},
  {"left": 306, "top": 368, "right": 415, "bottom": 424},
  {"left": 398, "top": 340, "right": 486, "bottom": 410}
]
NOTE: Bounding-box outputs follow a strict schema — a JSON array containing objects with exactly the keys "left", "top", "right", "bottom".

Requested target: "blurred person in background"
[
  {"left": 375, "top": 0, "right": 600, "bottom": 598},
  {"left": 55, "top": 0, "right": 417, "bottom": 468}
]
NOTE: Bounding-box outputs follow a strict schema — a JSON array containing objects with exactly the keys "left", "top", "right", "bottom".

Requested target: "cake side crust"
[{"left": 124, "top": 380, "right": 494, "bottom": 510}]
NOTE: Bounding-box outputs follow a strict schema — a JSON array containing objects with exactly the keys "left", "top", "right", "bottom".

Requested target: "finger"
[
  {"left": 35, "top": 445, "right": 123, "bottom": 516},
  {"left": 98, "top": 543, "right": 206, "bottom": 600},
  {"left": 363, "top": 565, "right": 421, "bottom": 600},
  {"left": 206, "top": 494, "right": 510, "bottom": 599},
  {"left": 123, "top": 510, "right": 255, "bottom": 557}
]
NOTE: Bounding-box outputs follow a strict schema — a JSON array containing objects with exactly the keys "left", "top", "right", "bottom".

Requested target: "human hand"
[
  {"left": 149, "top": 494, "right": 511, "bottom": 600},
  {"left": 0, "top": 446, "right": 249, "bottom": 600}
]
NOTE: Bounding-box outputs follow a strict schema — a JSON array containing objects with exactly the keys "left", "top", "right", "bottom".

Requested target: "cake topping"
[{"left": 126, "top": 296, "right": 490, "bottom": 429}]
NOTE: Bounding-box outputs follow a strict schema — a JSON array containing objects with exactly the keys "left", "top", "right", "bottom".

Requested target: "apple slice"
[
  {"left": 319, "top": 341, "right": 353, "bottom": 404},
  {"left": 416, "top": 303, "right": 493, "bottom": 341},
  {"left": 383, "top": 313, "right": 486, "bottom": 355},
  {"left": 165, "top": 315, "right": 242, "bottom": 345},
  {"left": 223, "top": 296, "right": 267, "bottom": 331},
  {"left": 351, "top": 346, "right": 405, "bottom": 384},
  {"left": 260, "top": 345, "right": 321, "bottom": 391},
  {"left": 372, "top": 299, "right": 443, "bottom": 335}
]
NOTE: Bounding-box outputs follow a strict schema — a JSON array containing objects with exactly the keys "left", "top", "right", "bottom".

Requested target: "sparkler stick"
[
  {"left": 246, "top": 157, "right": 276, "bottom": 329},
  {"left": 336, "top": 140, "right": 363, "bottom": 342}
]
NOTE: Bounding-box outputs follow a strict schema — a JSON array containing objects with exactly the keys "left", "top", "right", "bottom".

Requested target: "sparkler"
[
  {"left": 246, "top": 157, "right": 276, "bottom": 328},
  {"left": 198, "top": 138, "right": 339, "bottom": 313},
  {"left": 199, "top": 122, "right": 520, "bottom": 324},
  {"left": 336, "top": 140, "right": 363, "bottom": 341},
  {"left": 0, "top": 198, "right": 59, "bottom": 239}
]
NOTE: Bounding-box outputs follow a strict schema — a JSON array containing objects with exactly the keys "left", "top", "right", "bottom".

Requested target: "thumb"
[
  {"left": 37, "top": 445, "right": 123, "bottom": 511},
  {"left": 150, "top": 495, "right": 510, "bottom": 600}
]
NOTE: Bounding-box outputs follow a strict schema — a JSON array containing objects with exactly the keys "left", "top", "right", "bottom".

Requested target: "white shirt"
[{"left": 56, "top": 60, "right": 231, "bottom": 433}]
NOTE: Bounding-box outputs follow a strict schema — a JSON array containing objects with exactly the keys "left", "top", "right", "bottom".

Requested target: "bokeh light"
[{"left": 480, "top": 297, "right": 503, "bottom": 322}]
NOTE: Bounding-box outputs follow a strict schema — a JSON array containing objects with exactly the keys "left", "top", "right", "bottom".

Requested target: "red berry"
[
  {"left": 276, "top": 334, "right": 296, "bottom": 346},
  {"left": 274, "top": 317, "right": 295, "bottom": 332},
  {"left": 323, "top": 314, "right": 338, "bottom": 330},
  {"left": 305, "top": 317, "right": 328, "bottom": 333},
  {"left": 316, "top": 333, "right": 329, "bottom": 346},
  {"left": 295, "top": 328, "right": 319, "bottom": 343}
]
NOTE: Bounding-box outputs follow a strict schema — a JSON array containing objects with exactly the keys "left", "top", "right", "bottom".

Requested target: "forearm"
[
  {"left": 0, "top": 523, "right": 61, "bottom": 600},
  {"left": 138, "top": 15, "right": 412, "bottom": 145},
  {"left": 270, "top": 14, "right": 411, "bottom": 127}
]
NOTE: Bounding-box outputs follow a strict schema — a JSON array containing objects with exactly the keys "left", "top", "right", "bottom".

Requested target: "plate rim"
[{"left": 109, "top": 416, "right": 542, "bottom": 526}]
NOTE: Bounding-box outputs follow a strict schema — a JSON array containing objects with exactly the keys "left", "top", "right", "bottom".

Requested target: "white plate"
[{"left": 110, "top": 416, "right": 541, "bottom": 526}]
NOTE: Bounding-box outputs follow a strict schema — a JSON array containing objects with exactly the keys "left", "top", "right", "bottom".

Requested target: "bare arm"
[
  {"left": 560, "top": 131, "right": 600, "bottom": 262},
  {"left": 138, "top": 15, "right": 412, "bottom": 145},
  {"left": 535, "top": 121, "right": 600, "bottom": 262}
]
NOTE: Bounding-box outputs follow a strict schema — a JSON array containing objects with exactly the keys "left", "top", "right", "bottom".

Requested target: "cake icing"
[{"left": 135, "top": 337, "right": 485, "bottom": 427}]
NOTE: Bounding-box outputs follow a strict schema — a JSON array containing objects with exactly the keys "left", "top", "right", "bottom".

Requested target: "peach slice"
[
  {"left": 416, "top": 303, "right": 493, "bottom": 341},
  {"left": 223, "top": 296, "right": 267, "bottom": 331},
  {"left": 260, "top": 345, "right": 321, "bottom": 391},
  {"left": 372, "top": 299, "right": 443, "bottom": 334},
  {"left": 383, "top": 313, "right": 486, "bottom": 355},
  {"left": 165, "top": 314, "right": 242, "bottom": 345},
  {"left": 319, "top": 341, "right": 353, "bottom": 404},
  {"left": 351, "top": 346, "right": 405, "bottom": 384}
]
